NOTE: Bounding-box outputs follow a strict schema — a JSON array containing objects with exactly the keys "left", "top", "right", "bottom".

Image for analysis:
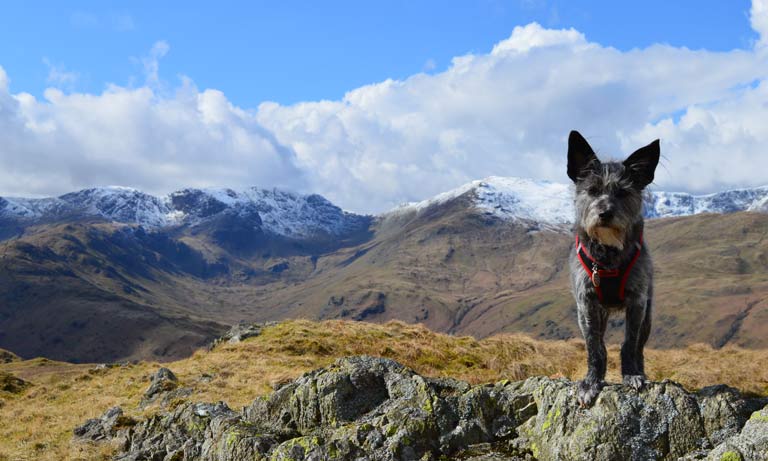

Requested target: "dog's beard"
[{"left": 587, "top": 226, "right": 625, "bottom": 250}]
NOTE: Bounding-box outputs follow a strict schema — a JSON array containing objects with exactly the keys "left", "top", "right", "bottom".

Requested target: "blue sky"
[
  {"left": 1, "top": 1, "right": 767, "bottom": 213},
  {"left": 0, "top": 1, "right": 758, "bottom": 106}
]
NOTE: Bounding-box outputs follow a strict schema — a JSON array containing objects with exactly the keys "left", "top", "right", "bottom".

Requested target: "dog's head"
[{"left": 567, "top": 130, "right": 660, "bottom": 249}]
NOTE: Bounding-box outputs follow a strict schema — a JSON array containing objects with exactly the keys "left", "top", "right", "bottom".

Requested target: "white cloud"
[
  {"left": 753, "top": 0, "right": 768, "bottom": 48},
  {"left": 2, "top": 2, "right": 768, "bottom": 213},
  {"left": 256, "top": 18, "right": 768, "bottom": 211},
  {"left": 43, "top": 58, "right": 79, "bottom": 88},
  {"left": 142, "top": 40, "right": 170, "bottom": 87},
  {"left": 0, "top": 68, "right": 306, "bottom": 199}
]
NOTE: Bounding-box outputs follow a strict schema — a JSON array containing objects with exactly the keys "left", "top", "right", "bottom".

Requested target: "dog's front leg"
[
  {"left": 576, "top": 299, "right": 609, "bottom": 407},
  {"left": 621, "top": 295, "right": 650, "bottom": 389}
]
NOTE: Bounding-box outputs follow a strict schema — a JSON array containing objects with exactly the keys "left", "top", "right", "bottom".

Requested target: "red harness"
[{"left": 575, "top": 233, "right": 643, "bottom": 305}]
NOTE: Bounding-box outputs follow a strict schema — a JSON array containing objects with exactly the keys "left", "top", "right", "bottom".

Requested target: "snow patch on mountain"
[
  {"left": 387, "top": 177, "right": 768, "bottom": 225},
  {"left": 0, "top": 186, "right": 370, "bottom": 239},
  {"left": 645, "top": 186, "right": 768, "bottom": 217},
  {"left": 169, "top": 187, "right": 368, "bottom": 238},
  {"left": 387, "top": 177, "right": 572, "bottom": 225},
  {"left": 3, "top": 180, "right": 768, "bottom": 235}
]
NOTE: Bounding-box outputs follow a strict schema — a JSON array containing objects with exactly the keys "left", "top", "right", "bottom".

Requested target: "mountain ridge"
[
  {"left": 2, "top": 179, "right": 768, "bottom": 363},
  {"left": 387, "top": 176, "right": 768, "bottom": 225},
  {"left": 4, "top": 179, "right": 768, "bottom": 237},
  {"left": 0, "top": 185, "right": 371, "bottom": 240}
]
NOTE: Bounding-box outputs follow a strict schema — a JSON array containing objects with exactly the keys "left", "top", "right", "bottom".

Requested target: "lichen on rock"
[{"left": 73, "top": 356, "right": 768, "bottom": 460}]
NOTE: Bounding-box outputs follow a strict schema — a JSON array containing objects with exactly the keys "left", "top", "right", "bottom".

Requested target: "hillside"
[
  {"left": 0, "top": 320, "right": 767, "bottom": 460},
  {"left": 1, "top": 180, "right": 768, "bottom": 362}
]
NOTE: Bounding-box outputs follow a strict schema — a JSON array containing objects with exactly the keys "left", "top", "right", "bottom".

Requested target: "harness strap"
[{"left": 576, "top": 233, "right": 643, "bottom": 304}]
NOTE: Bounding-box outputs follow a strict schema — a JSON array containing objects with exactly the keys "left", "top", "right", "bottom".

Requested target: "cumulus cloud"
[
  {"left": 257, "top": 19, "right": 768, "bottom": 211},
  {"left": 2, "top": 2, "right": 768, "bottom": 213},
  {"left": 0, "top": 69, "right": 306, "bottom": 199}
]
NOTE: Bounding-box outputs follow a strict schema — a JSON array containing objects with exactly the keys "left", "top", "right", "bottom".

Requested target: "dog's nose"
[{"left": 599, "top": 209, "right": 614, "bottom": 221}]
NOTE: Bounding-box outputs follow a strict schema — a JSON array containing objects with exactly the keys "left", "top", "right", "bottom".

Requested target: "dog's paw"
[
  {"left": 623, "top": 374, "right": 647, "bottom": 390},
  {"left": 577, "top": 380, "right": 604, "bottom": 407}
]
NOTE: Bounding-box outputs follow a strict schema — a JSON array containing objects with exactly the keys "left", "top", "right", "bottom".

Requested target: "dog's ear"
[
  {"left": 567, "top": 130, "right": 599, "bottom": 183},
  {"left": 623, "top": 139, "right": 660, "bottom": 189}
]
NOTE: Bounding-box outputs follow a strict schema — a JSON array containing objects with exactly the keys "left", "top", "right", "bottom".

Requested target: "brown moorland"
[
  {"left": 1, "top": 320, "right": 766, "bottom": 461},
  {"left": 2, "top": 200, "right": 768, "bottom": 364}
]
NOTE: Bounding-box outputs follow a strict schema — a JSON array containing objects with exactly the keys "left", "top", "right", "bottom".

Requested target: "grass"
[{"left": 1, "top": 319, "right": 767, "bottom": 460}]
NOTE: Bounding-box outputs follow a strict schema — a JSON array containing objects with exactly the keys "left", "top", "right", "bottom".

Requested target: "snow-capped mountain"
[
  {"left": 387, "top": 177, "right": 768, "bottom": 225},
  {"left": 0, "top": 186, "right": 369, "bottom": 239},
  {"left": 167, "top": 187, "right": 369, "bottom": 238},
  {"left": 0, "top": 187, "right": 176, "bottom": 227},
  {"left": 644, "top": 186, "right": 768, "bottom": 217},
  {"left": 3, "top": 179, "right": 768, "bottom": 236},
  {"left": 387, "top": 177, "right": 573, "bottom": 225}
]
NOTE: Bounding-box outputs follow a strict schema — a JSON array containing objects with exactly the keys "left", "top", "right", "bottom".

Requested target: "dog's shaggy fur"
[{"left": 567, "top": 130, "right": 660, "bottom": 407}]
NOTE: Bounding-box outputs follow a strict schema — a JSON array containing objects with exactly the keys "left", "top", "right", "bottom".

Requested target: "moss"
[
  {"left": 720, "top": 451, "right": 742, "bottom": 461},
  {"left": 749, "top": 411, "right": 768, "bottom": 422}
]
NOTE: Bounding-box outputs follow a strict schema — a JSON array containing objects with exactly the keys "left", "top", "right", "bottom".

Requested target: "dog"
[{"left": 566, "top": 130, "right": 660, "bottom": 407}]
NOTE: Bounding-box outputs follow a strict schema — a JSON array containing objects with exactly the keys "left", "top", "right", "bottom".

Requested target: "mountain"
[
  {"left": 1, "top": 179, "right": 767, "bottom": 363},
  {"left": 0, "top": 186, "right": 370, "bottom": 239},
  {"left": 388, "top": 176, "right": 768, "bottom": 224}
]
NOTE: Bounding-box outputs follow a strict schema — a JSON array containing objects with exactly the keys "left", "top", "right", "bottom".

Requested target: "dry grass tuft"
[{"left": 1, "top": 319, "right": 767, "bottom": 460}]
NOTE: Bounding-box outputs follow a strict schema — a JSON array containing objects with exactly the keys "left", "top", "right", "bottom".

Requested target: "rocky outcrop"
[
  {"left": 140, "top": 367, "right": 192, "bottom": 408},
  {"left": 209, "top": 322, "right": 276, "bottom": 349},
  {"left": 73, "top": 406, "right": 136, "bottom": 442},
  {"left": 75, "top": 356, "right": 768, "bottom": 460}
]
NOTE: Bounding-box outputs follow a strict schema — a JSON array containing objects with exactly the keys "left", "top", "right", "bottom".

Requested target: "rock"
[
  {"left": 697, "top": 385, "right": 768, "bottom": 446},
  {"left": 143, "top": 367, "right": 178, "bottom": 399},
  {"left": 705, "top": 404, "right": 768, "bottom": 461},
  {"left": 516, "top": 377, "right": 707, "bottom": 460},
  {"left": 73, "top": 406, "right": 135, "bottom": 442},
  {"left": 75, "top": 356, "right": 768, "bottom": 461},
  {"left": 141, "top": 367, "right": 191, "bottom": 408},
  {"left": 114, "top": 401, "right": 282, "bottom": 461},
  {"left": 209, "top": 321, "right": 276, "bottom": 349}
]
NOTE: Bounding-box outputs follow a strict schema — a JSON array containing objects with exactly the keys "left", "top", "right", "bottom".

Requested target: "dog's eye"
[
  {"left": 587, "top": 186, "right": 601, "bottom": 196},
  {"left": 615, "top": 188, "right": 628, "bottom": 197}
]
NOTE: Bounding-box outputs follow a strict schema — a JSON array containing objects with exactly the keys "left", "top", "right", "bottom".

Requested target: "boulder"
[
  {"left": 74, "top": 356, "right": 768, "bottom": 461},
  {"left": 705, "top": 404, "right": 768, "bottom": 461},
  {"left": 140, "top": 367, "right": 191, "bottom": 408},
  {"left": 73, "top": 406, "right": 135, "bottom": 442}
]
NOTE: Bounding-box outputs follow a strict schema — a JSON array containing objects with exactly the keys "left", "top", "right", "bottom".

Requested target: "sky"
[{"left": 1, "top": 0, "right": 767, "bottom": 213}]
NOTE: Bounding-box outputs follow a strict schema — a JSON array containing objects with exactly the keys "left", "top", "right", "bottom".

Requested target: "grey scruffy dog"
[{"left": 567, "top": 130, "right": 660, "bottom": 407}]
